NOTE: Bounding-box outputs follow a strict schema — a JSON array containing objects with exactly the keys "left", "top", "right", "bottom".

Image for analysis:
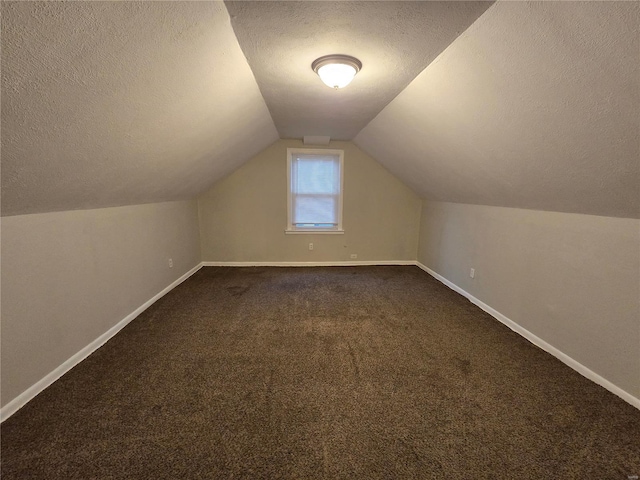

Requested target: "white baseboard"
[
  {"left": 4, "top": 260, "right": 637, "bottom": 420},
  {"left": 415, "top": 262, "right": 640, "bottom": 410},
  {"left": 0, "top": 263, "right": 203, "bottom": 423},
  {"left": 202, "top": 260, "right": 416, "bottom": 267}
]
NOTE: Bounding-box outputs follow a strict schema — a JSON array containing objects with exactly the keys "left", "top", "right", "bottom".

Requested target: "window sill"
[{"left": 285, "top": 229, "right": 345, "bottom": 235}]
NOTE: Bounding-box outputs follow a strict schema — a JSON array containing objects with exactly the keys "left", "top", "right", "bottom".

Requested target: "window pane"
[
  {"left": 293, "top": 194, "right": 338, "bottom": 225},
  {"left": 292, "top": 156, "right": 339, "bottom": 195},
  {"left": 288, "top": 151, "right": 342, "bottom": 230}
]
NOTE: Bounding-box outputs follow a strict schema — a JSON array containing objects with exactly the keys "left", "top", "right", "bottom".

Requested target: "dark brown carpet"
[{"left": 2, "top": 266, "right": 639, "bottom": 479}]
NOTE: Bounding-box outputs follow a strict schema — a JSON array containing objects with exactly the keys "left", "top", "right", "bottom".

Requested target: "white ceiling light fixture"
[{"left": 312, "top": 54, "right": 362, "bottom": 89}]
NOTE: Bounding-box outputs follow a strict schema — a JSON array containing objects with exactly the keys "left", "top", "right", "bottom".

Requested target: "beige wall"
[
  {"left": 1, "top": 200, "right": 201, "bottom": 407},
  {"left": 198, "top": 140, "right": 421, "bottom": 262},
  {"left": 418, "top": 201, "right": 640, "bottom": 399}
]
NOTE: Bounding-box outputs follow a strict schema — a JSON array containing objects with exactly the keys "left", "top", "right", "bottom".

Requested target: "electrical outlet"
[
  {"left": 169, "top": 258, "right": 173, "bottom": 268},
  {"left": 309, "top": 243, "right": 313, "bottom": 251},
  {"left": 469, "top": 268, "right": 475, "bottom": 278},
  {"left": 350, "top": 254, "right": 357, "bottom": 259}
]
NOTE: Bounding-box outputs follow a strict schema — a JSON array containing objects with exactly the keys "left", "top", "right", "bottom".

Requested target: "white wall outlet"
[
  {"left": 309, "top": 243, "right": 313, "bottom": 251},
  {"left": 350, "top": 254, "right": 357, "bottom": 259},
  {"left": 469, "top": 268, "right": 475, "bottom": 278},
  {"left": 168, "top": 258, "right": 173, "bottom": 268}
]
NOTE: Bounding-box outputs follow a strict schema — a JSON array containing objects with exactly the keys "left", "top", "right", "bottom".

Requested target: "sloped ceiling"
[
  {"left": 1, "top": 1, "right": 278, "bottom": 216},
  {"left": 2, "top": 1, "right": 638, "bottom": 220},
  {"left": 355, "top": 1, "right": 640, "bottom": 219},
  {"left": 225, "top": 1, "right": 493, "bottom": 140}
]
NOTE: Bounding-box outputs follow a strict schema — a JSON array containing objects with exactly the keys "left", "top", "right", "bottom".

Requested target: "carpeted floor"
[{"left": 2, "top": 266, "right": 639, "bottom": 479}]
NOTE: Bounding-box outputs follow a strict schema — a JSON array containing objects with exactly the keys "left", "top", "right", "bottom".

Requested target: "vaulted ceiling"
[
  {"left": 1, "top": 2, "right": 277, "bottom": 216},
  {"left": 355, "top": 1, "right": 639, "bottom": 219},
  {"left": 1, "top": 1, "right": 638, "bottom": 218},
  {"left": 225, "top": 1, "right": 492, "bottom": 140}
]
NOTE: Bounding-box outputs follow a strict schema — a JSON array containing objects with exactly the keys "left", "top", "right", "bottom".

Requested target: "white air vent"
[{"left": 303, "top": 136, "right": 331, "bottom": 146}]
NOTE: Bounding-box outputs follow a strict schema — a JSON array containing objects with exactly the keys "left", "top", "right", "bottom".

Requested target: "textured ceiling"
[
  {"left": 1, "top": 1, "right": 278, "bottom": 216},
  {"left": 355, "top": 1, "right": 640, "bottom": 219},
  {"left": 225, "top": 1, "right": 493, "bottom": 140},
  {"left": 2, "top": 1, "right": 637, "bottom": 220}
]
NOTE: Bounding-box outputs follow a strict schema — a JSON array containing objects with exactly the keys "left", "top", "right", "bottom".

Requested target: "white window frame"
[{"left": 286, "top": 148, "right": 345, "bottom": 235}]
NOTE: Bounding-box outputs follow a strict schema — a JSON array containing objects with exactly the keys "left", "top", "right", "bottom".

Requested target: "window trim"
[{"left": 286, "top": 147, "right": 345, "bottom": 234}]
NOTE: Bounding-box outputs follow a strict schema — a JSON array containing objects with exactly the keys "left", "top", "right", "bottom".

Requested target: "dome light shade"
[{"left": 312, "top": 55, "right": 362, "bottom": 89}]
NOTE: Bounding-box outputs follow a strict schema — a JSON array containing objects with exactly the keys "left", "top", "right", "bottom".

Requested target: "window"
[{"left": 286, "top": 148, "right": 344, "bottom": 234}]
